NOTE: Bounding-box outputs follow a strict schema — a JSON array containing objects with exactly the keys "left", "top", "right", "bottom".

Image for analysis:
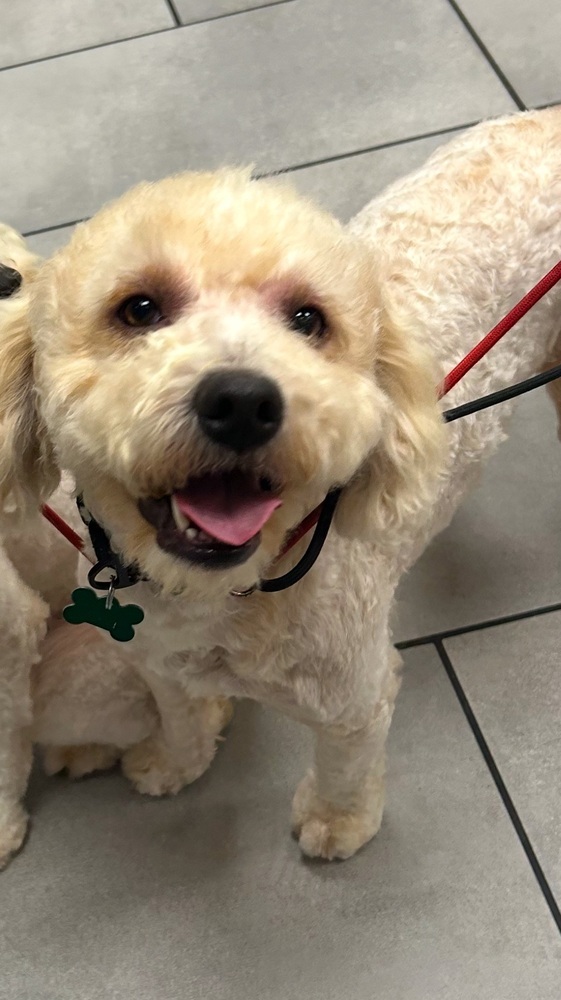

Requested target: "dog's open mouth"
[{"left": 138, "top": 470, "right": 282, "bottom": 569}]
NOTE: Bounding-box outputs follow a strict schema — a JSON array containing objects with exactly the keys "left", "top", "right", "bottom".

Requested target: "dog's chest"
[
  {"left": 130, "top": 587, "right": 279, "bottom": 699},
  {"left": 129, "top": 557, "right": 390, "bottom": 719},
  {"left": 143, "top": 629, "right": 295, "bottom": 705}
]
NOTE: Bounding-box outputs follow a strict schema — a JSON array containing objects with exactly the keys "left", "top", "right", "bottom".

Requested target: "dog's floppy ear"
[
  {"left": 0, "top": 228, "right": 58, "bottom": 515},
  {"left": 335, "top": 304, "right": 446, "bottom": 549}
]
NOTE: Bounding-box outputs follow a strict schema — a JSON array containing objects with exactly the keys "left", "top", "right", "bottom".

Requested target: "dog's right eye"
[
  {"left": 117, "top": 295, "right": 164, "bottom": 329},
  {"left": 288, "top": 306, "right": 327, "bottom": 340}
]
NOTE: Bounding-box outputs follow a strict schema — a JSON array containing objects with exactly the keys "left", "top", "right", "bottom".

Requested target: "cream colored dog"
[{"left": 1, "top": 107, "right": 561, "bottom": 866}]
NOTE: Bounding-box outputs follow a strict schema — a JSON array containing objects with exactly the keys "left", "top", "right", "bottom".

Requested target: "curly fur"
[
  {"left": 0, "top": 462, "right": 161, "bottom": 867},
  {"left": 1, "top": 107, "right": 561, "bottom": 863}
]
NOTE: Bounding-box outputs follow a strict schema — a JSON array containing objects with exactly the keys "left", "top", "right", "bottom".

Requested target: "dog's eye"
[
  {"left": 117, "top": 295, "right": 164, "bottom": 329},
  {"left": 289, "top": 306, "right": 326, "bottom": 340}
]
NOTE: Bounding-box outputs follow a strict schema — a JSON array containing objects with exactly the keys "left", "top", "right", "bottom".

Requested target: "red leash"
[
  {"left": 41, "top": 258, "right": 561, "bottom": 562},
  {"left": 41, "top": 502, "right": 93, "bottom": 562},
  {"left": 438, "top": 258, "right": 561, "bottom": 399}
]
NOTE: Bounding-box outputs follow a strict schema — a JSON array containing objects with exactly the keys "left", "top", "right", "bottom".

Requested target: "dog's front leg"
[
  {"left": 121, "top": 668, "right": 232, "bottom": 797},
  {"left": 292, "top": 652, "right": 401, "bottom": 861},
  {"left": 0, "top": 710, "right": 33, "bottom": 870}
]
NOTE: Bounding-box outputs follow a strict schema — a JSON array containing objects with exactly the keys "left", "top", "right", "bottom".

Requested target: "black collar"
[
  {"left": 77, "top": 489, "right": 342, "bottom": 598},
  {"left": 77, "top": 496, "right": 144, "bottom": 592}
]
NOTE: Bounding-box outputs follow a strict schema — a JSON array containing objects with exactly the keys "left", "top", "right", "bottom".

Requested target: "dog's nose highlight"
[{"left": 193, "top": 368, "right": 284, "bottom": 452}]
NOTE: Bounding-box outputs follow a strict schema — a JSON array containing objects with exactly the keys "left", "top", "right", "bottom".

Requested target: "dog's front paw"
[
  {"left": 0, "top": 803, "right": 28, "bottom": 870},
  {"left": 291, "top": 771, "right": 384, "bottom": 861}
]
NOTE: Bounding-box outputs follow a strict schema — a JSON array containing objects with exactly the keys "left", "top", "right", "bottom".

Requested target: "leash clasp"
[{"left": 105, "top": 576, "right": 116, "bottom": 610}]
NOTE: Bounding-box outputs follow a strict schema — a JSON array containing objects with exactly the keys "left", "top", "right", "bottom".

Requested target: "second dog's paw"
[
  {"left": 0, "top": 804, "right": 28, "bottom": 871},
  {"left": 291, "top": 772, "right": 383, "bottom": 861},
  {"left": 42, "top": 743, "right": 121, "bottom": 779},
  {"left": 121, "top": 736, "right": 211, "bottom": 796}
]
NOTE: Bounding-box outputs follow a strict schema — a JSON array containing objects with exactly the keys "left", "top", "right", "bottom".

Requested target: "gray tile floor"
[{"left": 1, "top": 1, "right": 561, "bottom": 996}]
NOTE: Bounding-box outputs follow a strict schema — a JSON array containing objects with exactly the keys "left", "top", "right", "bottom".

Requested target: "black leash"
[
  {"left": 443, "top": 361, "right": 561, "bottom": 422},
  {"left": 259, "top": 488, "right": 342, "bottom": 592}
]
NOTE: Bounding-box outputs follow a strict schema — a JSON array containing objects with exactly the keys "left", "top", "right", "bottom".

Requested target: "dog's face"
[{"left": 3, "top": 171, "right": 444, "bottom": 597}]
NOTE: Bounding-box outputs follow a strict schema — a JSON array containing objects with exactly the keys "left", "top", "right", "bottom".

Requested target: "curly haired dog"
[{"left": 1, "top": 107, "right": 561, "bottom": 865}]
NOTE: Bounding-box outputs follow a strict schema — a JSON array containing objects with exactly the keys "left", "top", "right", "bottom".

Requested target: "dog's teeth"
[
  {"left": 171, "top": 496, "right": 190, "bottom": 532},
  {"left": 171, "top": 501, "right": 215, "bottom": 544}
]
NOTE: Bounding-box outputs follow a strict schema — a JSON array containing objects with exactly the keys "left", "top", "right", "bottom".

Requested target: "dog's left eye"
[
  {"left": 117, "top": 295, "right": 164, "bottom": 329},
  {"left": 289, "top": 306, "right": 327, "bottom": 340}
]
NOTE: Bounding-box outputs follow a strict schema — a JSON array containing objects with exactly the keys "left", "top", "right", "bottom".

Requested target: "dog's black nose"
[{"left": 193, "top": 368, "right": 284, "bottom": 452}]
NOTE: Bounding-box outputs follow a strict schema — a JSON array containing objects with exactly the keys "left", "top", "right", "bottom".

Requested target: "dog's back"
[
  {"left": 351, "top": 107, "right": 561, "bottom": 385},
  {"left": 350, "top": 107, "right": 561, "bottom": 556}
]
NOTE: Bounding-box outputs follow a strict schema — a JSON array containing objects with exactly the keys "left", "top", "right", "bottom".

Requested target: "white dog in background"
[{"left": 1, "top": 107, "right": 561, "bottom": 868}]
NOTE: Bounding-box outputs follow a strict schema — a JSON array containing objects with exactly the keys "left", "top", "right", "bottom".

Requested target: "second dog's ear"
[
  {"left": 334, "top": 304, "right": 446, "bottom": 549},
  {"left": 0, "top": 231, "right": 59, "bottom": 516}
]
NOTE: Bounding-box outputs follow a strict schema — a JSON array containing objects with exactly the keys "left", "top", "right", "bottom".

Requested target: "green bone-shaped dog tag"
[{"left": 63, "top": 587, "right": 144, "bottom": 642}]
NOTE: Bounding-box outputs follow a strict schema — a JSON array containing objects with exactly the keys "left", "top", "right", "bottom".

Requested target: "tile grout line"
[
  {"left": 184, "top": 0, "right": 297, "bottom": 27},
  {"left": 20, "top": 121, "right": 478, "bottom": 240},
  {"left": 164, "top": 0, "right": 181, "bottom": 27},
  {"left": 434, "top": 638, "right": 561, "bottom": 935},
  {"left": 16, "top": 109, "right": 559, "bottom": 242},
  {"left": 22, "top": 103, "right": 558, "bottom": 241},
  {"left": 0, "top": 26, "right": 175, "bottom": 74},
  {"left": 262, "top": 121, "right": 478, "bottom": 176},
  {"left": 0, "top": 0, "right": 297, "bottom": 74},
  {"left": 536, "top": 100, "right": 561, "bottom": 111},
  {"left": 444, "top": 0, "right": 526, "bottom": 111},
  {"left": 395, "top": 600, "right": 561, "bottom": 650}
]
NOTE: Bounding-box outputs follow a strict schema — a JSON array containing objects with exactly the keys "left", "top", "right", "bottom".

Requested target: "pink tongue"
[{"left": 174, "top": 472, "right": 282, "bottom": 547}]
